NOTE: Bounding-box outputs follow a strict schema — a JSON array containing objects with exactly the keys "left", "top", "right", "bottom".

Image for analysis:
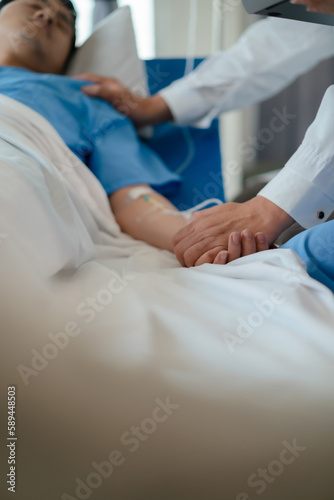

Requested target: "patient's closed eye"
[
  {"left": 55, "top": 15, "right": 72, "bottom": 33},
  {"left": 28, "top": 2, "right": 74, "bottom": 33}
]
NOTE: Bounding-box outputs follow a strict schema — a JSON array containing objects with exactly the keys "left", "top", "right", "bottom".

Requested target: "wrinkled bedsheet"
[{"left": 1, "top": 96, "right": 334, "bottom": 500}]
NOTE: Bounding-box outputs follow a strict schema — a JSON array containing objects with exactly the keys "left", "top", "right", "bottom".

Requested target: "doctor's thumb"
[
  {"left": 82, "top": 84, "right": 117, "bottom": 104},
  {"left": 81, "top": 84, "right": 103, "bottom": 97}
]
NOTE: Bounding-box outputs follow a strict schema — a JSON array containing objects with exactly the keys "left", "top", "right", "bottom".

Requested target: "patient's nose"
[{"left": 33, "top": 9, "right": 55, "bottom": 27}]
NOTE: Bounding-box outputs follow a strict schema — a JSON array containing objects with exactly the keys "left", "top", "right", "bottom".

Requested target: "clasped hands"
[
  {"left": 75, "top": 76, "right": 295, "bottom": 267},
  {"left": 172, "top": 196, "right": 294, "bottom": 267}
]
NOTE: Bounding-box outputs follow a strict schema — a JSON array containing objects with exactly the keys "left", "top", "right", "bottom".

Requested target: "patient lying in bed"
[{"left": 0, "top": 0, "right": 267, "bottom": 264}]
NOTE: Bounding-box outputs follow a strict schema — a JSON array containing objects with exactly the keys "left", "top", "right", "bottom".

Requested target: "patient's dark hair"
[{"left": 0, "top": 0, "right": 77, "bottom": 69}]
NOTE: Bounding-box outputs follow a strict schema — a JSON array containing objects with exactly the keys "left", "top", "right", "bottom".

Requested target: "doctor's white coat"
[{"left": 160, "top": 17, "right": 334, "bottom": 229}]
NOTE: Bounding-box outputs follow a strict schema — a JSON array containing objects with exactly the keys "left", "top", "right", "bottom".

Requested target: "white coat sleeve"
[
  {"left": 159, "top": 17, "right": 334, "bottom": 128},
  {"left": 259, "top": 85, "right": 334, "bottom": 229}
]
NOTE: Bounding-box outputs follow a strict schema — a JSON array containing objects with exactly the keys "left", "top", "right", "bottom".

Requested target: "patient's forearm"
[{"left": 109, "top": 186, "right": 186, "bottom": 251}]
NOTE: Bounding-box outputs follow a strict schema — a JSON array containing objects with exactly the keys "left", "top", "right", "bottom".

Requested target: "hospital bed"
[{"left": 1, "top": 5, "right": 334, "bottom": 500}]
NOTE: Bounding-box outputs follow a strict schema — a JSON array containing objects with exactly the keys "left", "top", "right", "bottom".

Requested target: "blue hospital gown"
[
  {"left": 281, "top": 220, "right": 334, "bottom": 293},
  {"left": 0, "top": 66, "right": 181, "bottom": 195}
]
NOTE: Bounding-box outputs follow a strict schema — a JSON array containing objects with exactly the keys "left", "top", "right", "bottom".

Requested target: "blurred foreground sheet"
[{"left": 1, "top": 96, "right": 334, "bottom": 500}]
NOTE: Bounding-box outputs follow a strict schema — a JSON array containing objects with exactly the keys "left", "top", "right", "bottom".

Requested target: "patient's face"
[{"left": 0, "top": 0, "right": 75, "bottom": 74}]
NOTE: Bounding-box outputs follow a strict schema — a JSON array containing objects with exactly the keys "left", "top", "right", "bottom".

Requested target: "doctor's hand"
[
  {"left": 291, "top": 0, "right": 334, "bottom": 14},
  {"left": 172, "top": 196, "right": 294, "bottom": 267},
  {"left": 76, "top": 73, "right": 173, "bottom": 126}
]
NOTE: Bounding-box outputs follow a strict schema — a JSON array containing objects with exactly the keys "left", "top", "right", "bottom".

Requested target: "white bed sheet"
[{"left": 1, "top": 96, "right": 334, "bottom": 500}]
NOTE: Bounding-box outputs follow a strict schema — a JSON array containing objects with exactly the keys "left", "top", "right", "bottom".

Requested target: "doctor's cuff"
[
  {"left": 159, "top": 85, "right": 214, "bottom": 128},
  {"left": 259, "top": 166, "right": 334, "bottom": 230}
]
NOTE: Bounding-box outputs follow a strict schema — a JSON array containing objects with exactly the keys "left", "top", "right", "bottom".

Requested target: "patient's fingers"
[
  {"left": 254, "top": 232, "right": 269, "bottom": 252},
  {"left": 195, "top": 231, "right": 269, "bottom": 266},
  {"left": 240, "top": 229, "right": 257, "bottom": 256},
  {"left": 194, "top": 246, "right": 226, "bottom": 266},
  {"left": 213, "top": 250, "right": 228, "bottom": 265},
  {"left": 227, "top": 230, "right": 257, "bottom": 263},
  {"left": 227, "top": 232, "right": 242, "bottom": 262},
  {"left": 214, "top": 231, "right": 269, "bottom": 265}
]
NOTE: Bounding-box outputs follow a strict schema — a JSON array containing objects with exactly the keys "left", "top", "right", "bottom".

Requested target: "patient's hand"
[
  {"left": 291, "top": 0, "right": 334, "bottom": 14},
  {"left": 75, "top": 73, "right": 173, "bottom": 126},
  {"left": 213, "top": 230, "right": 269, "bottom": 265}
]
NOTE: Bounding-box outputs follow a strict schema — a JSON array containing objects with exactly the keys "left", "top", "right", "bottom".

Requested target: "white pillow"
[{"left": 66, "top": 6, "right": 149, "bottom": 98}]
